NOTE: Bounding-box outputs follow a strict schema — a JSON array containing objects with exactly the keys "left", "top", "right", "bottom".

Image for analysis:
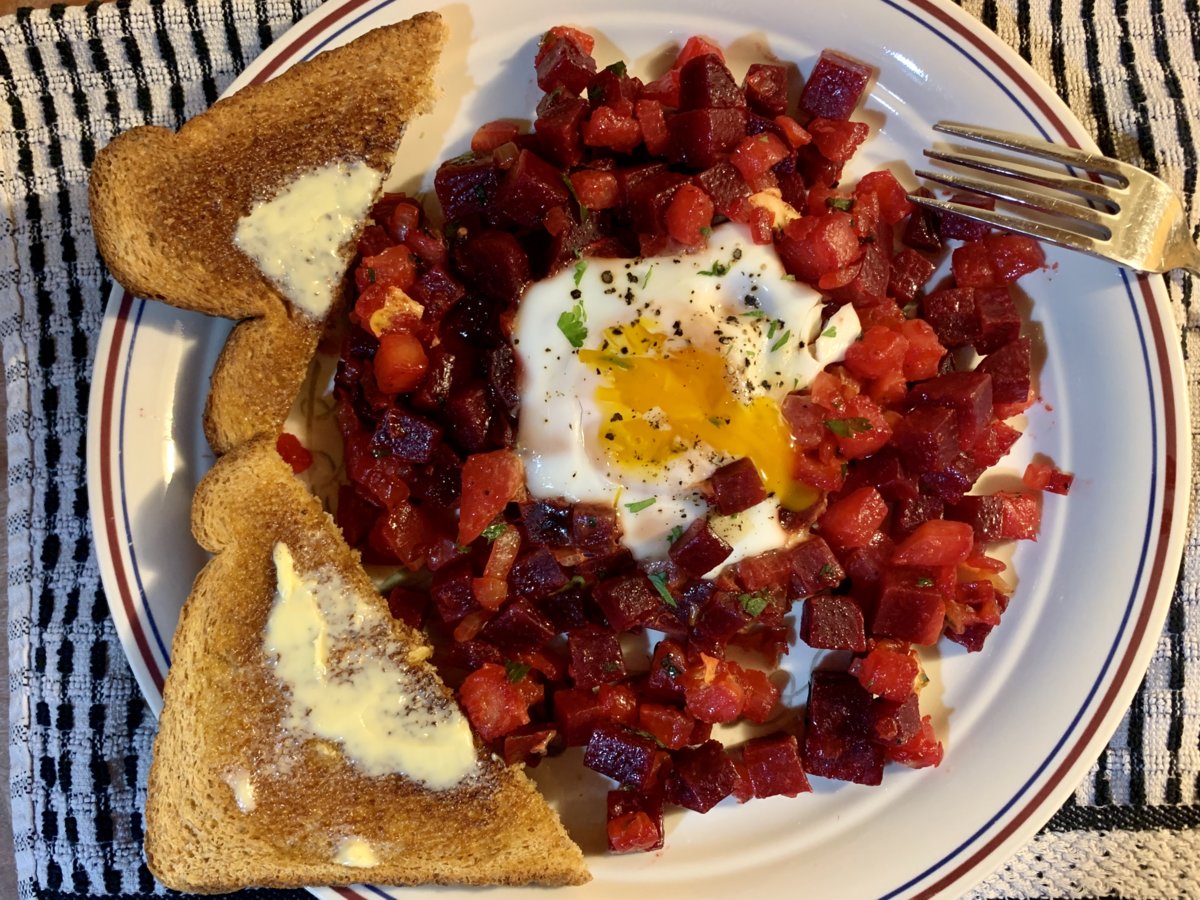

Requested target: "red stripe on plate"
[
  {"left": 252, "top": 0, "right": 384, "bottom": 85},
  {"left": 99, "top": 290, "right": 166, "bottom": 695}
]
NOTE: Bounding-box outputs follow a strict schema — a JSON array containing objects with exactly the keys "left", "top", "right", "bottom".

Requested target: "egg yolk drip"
[{"left": 579, "top": 319, "right": 817, "bottom": 512}]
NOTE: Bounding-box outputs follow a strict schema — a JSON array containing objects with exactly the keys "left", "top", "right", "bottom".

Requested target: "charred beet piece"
[
  {"left": 434, "top": 153, "right": 500, "bottom": 224},
  {"left": 494, "top": 149, "right": 572, "bottom": 228},
  {"left": 572, "top": 503, "right": 622, "bottom": 556},
  {"left": 871, "top": 693, "right": 922, "bottom": 745},
  {"left": 891, "top": 405, "right": 959, "bottom": 473},
  {"left": 742, "top": 63, "right": 789, "bottom": 117},
  {"left": 742, "top": 732, "right": 812, "bottom": 798},
  {"left": 669, "top": 517, "right": 733, "bottom": 577},
  {"left": 584, "top": 722, "right": 663, "bottom": 789},
  {"left": 568, "top": 624, "right": 626, "bottom": 689},
  {"left": 974, "top": 286, "right": 1021, "bottom": 354},
  {"left": 593, "top": 574, "right": 664, "bottom": 632},
  {"left": 679, "top": 54, "right": 746, "bottom": 110},
  {"left": 509, "top": 548, "right": 570, "bottom": 601},
  {"left": 520, "top": 499, "right": 573, "bottom": 547},
  {"left": 799, "top": 593, "right": 867, "bottom": 651},
  {"left": 665, "top": 740, "right": 737, "bottom": 812},
  {"left": 873, "top": 570, "right": 946, "bottom": 645},
  {"left": 667, "top": 107, "right": 748, "bottom": 170},
  {"left": 799, "top": 49, "right": 872, "bottom": 121},
  {"left": 976, "top": 337, "right": 1032, "bottom": 405},
  {"left": 801, "top": 670, "right": 885, "bottom": 785},
  {"left": 607, "top": 789, "right": 665, "bottom": 853},
  {"left": 907, "top": 371, "right": 994, "bottom": 451},
  {"left": 370, "top": 408, "right": 442, "bottom": 464},
  {"left": 710, "top": 457, "right": 767, "bottom": 515},
  {"left": 789, "top": 536, "right": 845, "bottom": 597},
  {"left": 478, "top": 599, "right": 558, "bottom": 653}
]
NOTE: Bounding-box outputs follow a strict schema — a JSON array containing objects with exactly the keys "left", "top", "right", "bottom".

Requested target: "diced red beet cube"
[
  {"left": 519, "top": 499, "right": 573, "bottom": 547},
  {"left": 999, "top": 491, "right": 1040, "bottom": 539},
  {"left": 830, "top": 243, "right": 890, "bottom": 306},
  {"left": 743, "top": 732, "right": 812, "bottom": 798},
  {"left": 921, "top": 286, "right": 979, "bottom": 349},
  {"left": 689, "top": 591, "right": 754, "bottom": 658},
  {"left": 536, "top": 584, "right": 591, "bottom": 633},
  {"left": 625, "top": 167, "right": 690, "bottom": 235},
  {"left": 799, "top": 49, "right": 872, "bottom": 120},
  {"left": 938, "top": 193, "right": 994, "bottom": 241},
  {"left": 669, "top": 517, "right": 733, "bottom": 577},
  {"left": 571, "top": 503, "right": 622, "bottom": 556},
  {"left": 902, "top": 187, "right": 942, "bottom": 251},
  {"left": 985, "top": 233, "right": 1046, "bottom": 284},
  {"left": 789, "top": 536, "right": 845, "bottom": 597},
  {"left": 891, "top": 405, "right": 960, "bottom": 473},
  {"left": 888, "top": 248, "right": 937, "bottom": 304},
  {"left": 443, "top": 381, "right": 495, "bottom": 454},
  {"left": 892, "top": 494, "right": 944, "bottom": 539},
  {"left": 460, "top": 229, "right": 531, "bottom": 305},
  {"left": 920, "top": 452, "right": 986, "bottom": 502},
  {"left": 842, "top": 449, "right": 919, "bottom": 503},
  {"left": 974, "top": 286, "right": 1022, "bottom": 355},
  {"left": 907, "top": 371, "right": 995, "bottom": 450},
  {"left": 709, "top": 457, "right": 767, "bottom": 514},
  {"left": 645, "top": 640, "right": 689, "bottom": 702},
  {"left": 477, "top": 599, "right": 557, "bottom": 653},
  {"left": 509, "top": 548, "right": 570, "bottom": 601},
  {"left": 386, "top": 585, "right": 428, "bottom": 630},
  {"left": 494, "top": 149, "right": 572, "bottom": 229},
  {"left": 430, "top": 558, "right": 480, "bottom": 625},
  {"left": 800, "top": 593, "right": 867, "bottom": 651},
  {"left": 696, "top": 161, "right": 752, "bottom": 220},
  {"left": 888, "top": 714, "right": 944, "bottom": 768},
  {"left": 502, "top": 724, "right": 557, "bottom": 766},
  {"left": 607, "top": 789, "right": 665, "bottom": 853},
  {"left": 951, "top": 241, "right": 996, "bottom": 287},
  {"left": 849, "top": 640, "right": 918, "bottom": 701},
  {"left": 554, "top": 686, "right": 606, "bottom": 746},
  {"left": 369, "top": 408, "right": 442, "bottom": 463},
  {"left": 594, "top": 573, "right": 664, "bottom": 631},
  {"left": 871, "top": 693, "right": 922, "bottom": 745},
  {"left": 972, "top": 419, "right": 1023, "bottom": 468},
  {"left": 534, "top": 90, "right": 590, "bottom": 168},
  {"left": 568, "top": 624, "right": 626, "bottom": 690},
  {"left": 536, "top": 33, "right": 597, "bottom": 95},
  {"left": 679, "top": 53, "right": 746, "bottom": 110},
  {"left": 665, "top": 740, "right": 738, "bottom": 812},
  {"left": 735, "top": 548, "right": 795, "bottom": 592},
  {"left": 945, "top": 580, "right": 1010, "bottom": 651},
  {"left": 667, "top": 107, "right": 748, "bottom": 170},
  {"left": 434, "top": 153, "right": 500, "bottom": 224},
  {"left": 742, "top": 63, "right": 789, "bottom": 117},
  {"left": 587, "top": 65, "right": 641, "bottom": 112},
  {"left": 945, "top": 494, "right": 1005, "bottom": 542},
  {"left": 584, "top": 722, "right": 664, "bottom": 789},
  {"left": 801, "top": 671, "right": 885, "bottom": 785},
  {"left": 873, "top": 570, "right": 947, "bottom": 645},
  {"left": 807, "top": 117, "right": 869, "bottom": 163},
  {"left": 976, "top": 337, "right": 1033, "bottom": 405},
  {"left": 776, "top": 211, "right": 862, "bottom": 283}
]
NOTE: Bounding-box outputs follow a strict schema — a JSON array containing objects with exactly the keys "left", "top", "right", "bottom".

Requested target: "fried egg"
[{"left": 512, "top": 223, "right": 861, "bottom": 572}]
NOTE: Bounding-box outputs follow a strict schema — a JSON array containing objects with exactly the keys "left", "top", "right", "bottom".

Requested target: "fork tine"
[
  {"left": 934, "top": 121, "right": 1130, "bottom": 182},
  {"left": 913, "top": 167, "right": 1113, "bottom": 231},
  {"left": 922, "top": 148, "right": 1120, "bottom": 205},
  {"left": 907, "top": 193, "right": 1109, "bottom": 256}
]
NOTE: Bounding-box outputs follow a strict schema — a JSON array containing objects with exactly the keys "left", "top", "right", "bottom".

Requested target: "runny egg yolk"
[{"left": 579, "top": 319, "right": 818, "bottom": 512}]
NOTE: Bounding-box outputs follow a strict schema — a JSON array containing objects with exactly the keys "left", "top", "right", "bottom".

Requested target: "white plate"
[{"left": 85, "top": 0, "right": 1191, "bottom": 897}]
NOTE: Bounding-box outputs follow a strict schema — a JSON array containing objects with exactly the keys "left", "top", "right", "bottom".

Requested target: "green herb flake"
[
  {"left": 482, "top": 522, "right": 508, "bottom": 543},
  {"left": 818, "top": 563, "right": 840, "bottom": 581},
  {"left": 781, "top": 273, "right": 797, "bottom": 281},
  {"left": 562, "top": 175, "right": 591, "bottom": 224},
  {"left": 739, "top": 592, "right": 769, "bottom": 617},
  {"left": 573, "top": 258, "right": 588, "bottom": 287},
  {"left": 770, "top": 329, "right": 792, "bottom": 352},
  {"left": 504, "top": 660, "right": 532, "bottom": 683},
  {"left": 699, "top": 260, "right": 731, "bottom": 277},
  {"left": 767, "top": 319, "right": 779, "bottom": 339},
  {"left": 708, "top": 416, "right": 724, "bottom": 427},
  {"left": 624, "top": 497, "right": 657, "bottom": 513},
  {"left": 605, "top": 59, "right": 628, "bottom": 76},
  {"left": 742, "top": 309, "right": 766, "bottom": 318},
  {"left": 826, "top": 196, "right": 856, "bottom": 212},
  {"left": 597, "top": 353, "right": 633, "bottom": 370},
  {"left": 366, "top": 267, "right": 377, "bottom": 283},
  {"left": 700, "top": 226, "right": 713, "bottom": 237},
  {"left": 647, "top": 571, "right": 678, "bottom": 608},
  {"left": 557, "top": 303, "right": 588, "bottom": 348},
  {"left": 825, "top": 417, "right": 874, "bottom": 439},
  {"left": 821, "top": 325, "right": 838, "bottom": 339},
  {"left": 643, "top": 266, "right": 654, "bottom": 288},
  {"left": 915, "top": 576, "right": 935, "bottom": 588},
  {"left": 667, "top": 525, "right": 684, "bottom": 545},
  {"left": 661, "top": 657, "right": 682, "bottom": 679}
]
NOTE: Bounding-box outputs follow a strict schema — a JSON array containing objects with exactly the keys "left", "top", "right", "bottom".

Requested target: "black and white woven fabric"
[{"left": 1, "top": 0, "right": 1197, "bottom": 897}]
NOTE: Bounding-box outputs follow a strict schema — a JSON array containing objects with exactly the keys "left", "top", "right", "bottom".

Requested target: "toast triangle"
[
  {"left": 145, "top": 437, "right": 589, "bottom": 892},
  {"left": 89, "top": 12, "right": 446, "bottom": 455}
]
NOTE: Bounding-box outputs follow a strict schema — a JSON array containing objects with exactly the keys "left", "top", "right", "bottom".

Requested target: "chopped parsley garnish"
[
  {"left": 562, "top": 175, "right": 590, "bottom": 224},
  {"left": 596, "top": 353, "right": 632, "bottom": 370},
  {"left": 818, "top": 563, "right": 840, "bottom": 581},
  {"left": 643, "top": 266, "right": 654, "bottom": 288},
  {"left": 739, "top": 592, "right": 769, "bottom": 617},
  {"left": 826, "top": 196, "right": 856, "bottom": 212},
  {"left": 700, "top": 226, "right": 713, "bottom": 237},
  {"left": 482, "top": 522, "right": 508, "bottom": 542},
  {"left": 504, "top": 660, "right": 531, "bottom": 683},
  {"left": 647, "top": 571, "right": 678, "bottom": 608},
  {"left": 781, "top": 273, "right": 796, "bottom": 281},
  {"left": 699, "top": 259, "right": 731, "bottom": 277},
  {"left": 557, "top": 302, "right": 587, "bottom": 348},
  {"left": 821, "top": 325, "right": 838, "bottom": 339},
  {"left": 605, "top": 59, "right": 627, "bottom": 75},
  {"left": 825, "top": 417, "right": 874, "bottom": 438},
  {"left": 770, "top": 329, "right": 792, "bottom": 352},
  {"left": 366, "top": 267, "right": 377, "bottom": 283},
  {"left": 767, "top": 319, "right": 779, "bottom": 339},
  {"left": 624, "top": 497, "right": 657, "bottom": 513},
  {"left": 708, "top": 416, "right": 724, "bottom": 427},
  {"left": 667, "top": 524, "right": 684, "bottom": 544},
  {"left": 573, "top": 258, "right": 588, "bottom": 286},
  {"left": 741, "top": 309, "right": 766, "bottom": 318}
]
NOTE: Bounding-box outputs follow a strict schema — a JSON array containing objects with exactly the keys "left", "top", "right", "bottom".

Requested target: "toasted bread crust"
[
  {"left": 89, "top": 13, "right": 446, "bottom": 454},
  {"left": 145, "top": 437, "right": 589, "bottom": 892}
]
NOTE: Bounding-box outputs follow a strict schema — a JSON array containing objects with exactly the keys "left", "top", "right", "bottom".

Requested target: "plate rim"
[{"left": 84, "top": 1, "right": 1192, "bottom": 897}]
